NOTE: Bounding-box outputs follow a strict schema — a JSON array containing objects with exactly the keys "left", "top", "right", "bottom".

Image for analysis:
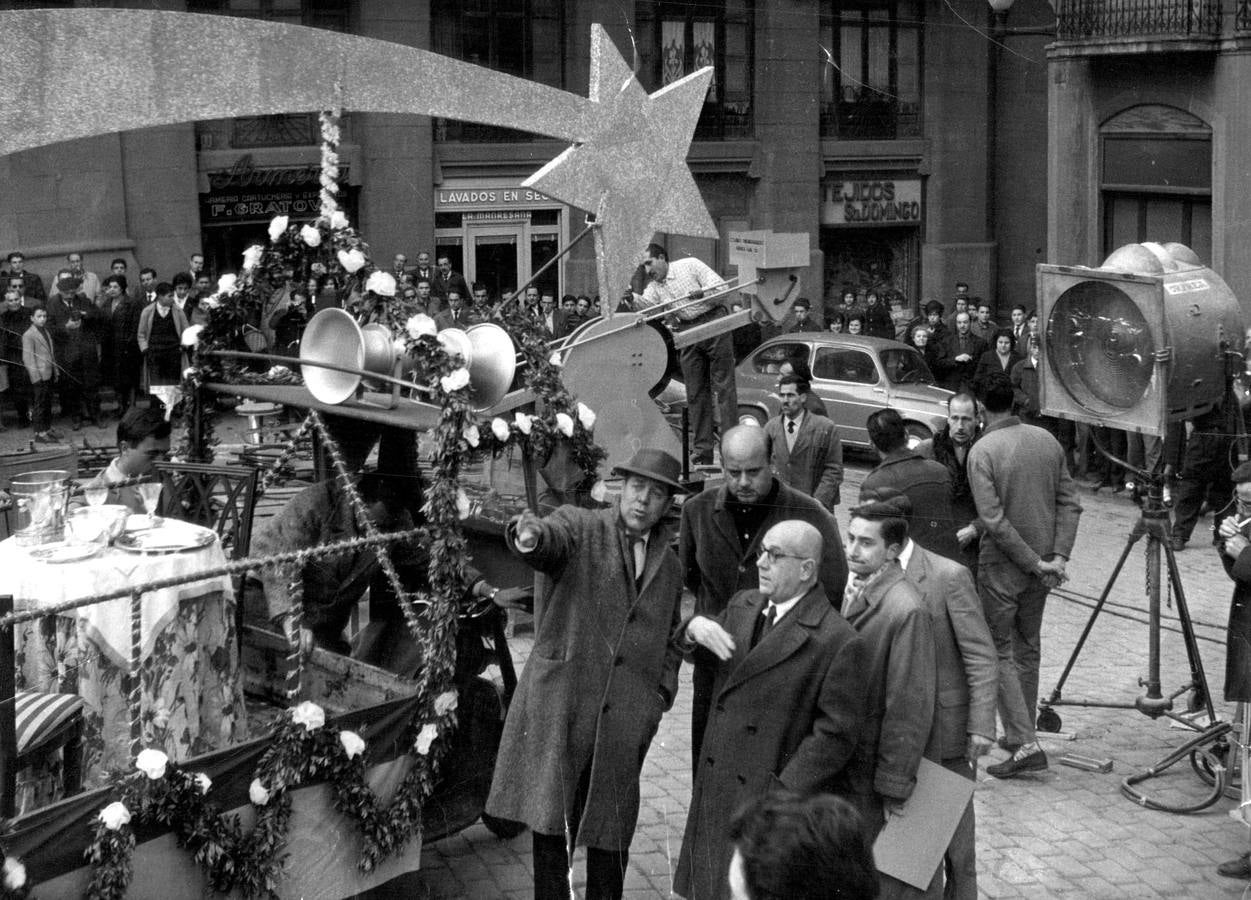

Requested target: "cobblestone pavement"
[
  {"left": 400, "top": 457, "right": 1251, "bottom": 899},
  {"left": 8, "top": 415, "right": 1245, "bottom": 897}
]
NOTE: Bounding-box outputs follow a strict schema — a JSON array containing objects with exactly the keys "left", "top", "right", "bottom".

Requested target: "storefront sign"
[
  {"left": 201, "top": 155, "right": 353, "bottom": 223},
  {"left": 821, "top": 179, "right": 922, "bottom": 226},
  {"left": 436, "top": 186, "right": 556, "bottom": 209}
]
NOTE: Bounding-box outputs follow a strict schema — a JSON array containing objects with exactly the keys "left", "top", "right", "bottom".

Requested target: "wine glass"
[
  {"left": 82, "top": 483, "right": 108, "bottom": 507},
  {"left": 137, "top": 482, "right": 163, "bottom": 528}
]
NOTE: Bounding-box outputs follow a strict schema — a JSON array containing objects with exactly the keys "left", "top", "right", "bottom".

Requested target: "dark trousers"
[
  {"left": 532, "top": 764, "right": 628, "bottom": 900},
  {"left": 30, "top": 378, "right": 53, "bottom": 432},
  {"left": 4, "top": 364, "right": 29, "bottom": 423},
  {"left": 679, "top": 324, "right": 737, "bottom": 459}
]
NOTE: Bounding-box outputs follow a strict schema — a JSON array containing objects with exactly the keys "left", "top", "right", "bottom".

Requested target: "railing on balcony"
[
  {"left": 820, "top": 100, "right": 922, "bottom": 141},
  {"left": 1057, "top": 0, "right": 1221, "bottom": 40}
]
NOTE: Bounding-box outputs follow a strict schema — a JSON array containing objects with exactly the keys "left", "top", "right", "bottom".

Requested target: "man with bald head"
[
  {"left": 675, "top": 519, "right": 866, "bottom": 900},
  {"left": 680, "top": 425, "right": 848, "bottom": 769}
]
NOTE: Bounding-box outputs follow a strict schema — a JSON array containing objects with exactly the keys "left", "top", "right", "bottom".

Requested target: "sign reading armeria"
[{"left": 822, "top": 178, "right": 923, "bottom": 226}]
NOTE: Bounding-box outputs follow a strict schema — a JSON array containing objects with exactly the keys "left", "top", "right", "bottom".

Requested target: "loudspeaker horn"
[
  {"left": 300, "top": 308, "right": 397, "bottom": 404},
  {"left": 433, "top": 324, "right": 518, "bottom": 411}
]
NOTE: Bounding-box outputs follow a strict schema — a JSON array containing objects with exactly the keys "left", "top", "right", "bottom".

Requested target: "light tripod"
[{"left": 1037, "top": 439, "right": 1232, "bottom": 813}]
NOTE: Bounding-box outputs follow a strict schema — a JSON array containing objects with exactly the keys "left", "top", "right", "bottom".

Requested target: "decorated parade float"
[{"left": 0, "top": 8, "right": 807, "bottom": 897}]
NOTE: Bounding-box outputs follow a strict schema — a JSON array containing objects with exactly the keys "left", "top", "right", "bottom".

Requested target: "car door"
[
  {"left": 739, "top": 340, "right": 813, "bottom": 419},
  {"left": 811, "top": 345, "right": 882, "bottom": 447}
]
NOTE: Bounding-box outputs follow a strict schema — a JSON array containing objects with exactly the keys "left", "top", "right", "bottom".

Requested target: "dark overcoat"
[
  {"left": 1219, "top": 524, "right": 1251, "bottom": 701},
  {"left": 673, "top": 586, "right": 866, "bottom": 900},
  {"left": 484, "top": 502, "right": 683, "bottom": 849},
  {"left": 762, "top": 411, "right": 843, "bottom": 510}
]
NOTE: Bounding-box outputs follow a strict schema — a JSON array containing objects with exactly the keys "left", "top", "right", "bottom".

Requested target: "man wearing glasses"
[
  {"left": 680, "top": 424, "right": 846, "bottom": 771},
  {"left": 675, "top": 519, "right": 866, "bottom": 900}
]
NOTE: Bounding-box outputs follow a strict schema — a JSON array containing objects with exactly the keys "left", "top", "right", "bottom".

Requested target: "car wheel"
[
  {"left": 737, "top": 405, "right": 767, "bottom": 426},
  {"left": 904, "top": 422, "right": 932, "bottom": 449}
]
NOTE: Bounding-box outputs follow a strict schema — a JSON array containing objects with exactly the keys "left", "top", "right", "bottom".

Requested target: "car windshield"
[{"left": 881, "top": 346, "right": 935, "bottom": 385}]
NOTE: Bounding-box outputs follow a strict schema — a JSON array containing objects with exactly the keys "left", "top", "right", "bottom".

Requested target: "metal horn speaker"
[
  {"left": 465, "top": 323, "right": 517, "bottom": 410},
  {"left": 300, "top": 308, "right": 397, "bottom": 404}
]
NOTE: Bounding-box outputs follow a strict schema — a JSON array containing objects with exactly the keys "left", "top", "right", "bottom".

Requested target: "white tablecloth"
[{"left": 0, "top": 534, "right": 234, "bottom": 667}]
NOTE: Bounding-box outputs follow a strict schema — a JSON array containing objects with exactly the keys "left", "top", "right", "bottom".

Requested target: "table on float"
[{"left": 0, "top": 532, "right": 249, "bottom": 792}]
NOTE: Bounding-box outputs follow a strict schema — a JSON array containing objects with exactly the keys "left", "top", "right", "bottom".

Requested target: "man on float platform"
[{"left": 486, "top": 448, "right": 687, "bottom": 900}]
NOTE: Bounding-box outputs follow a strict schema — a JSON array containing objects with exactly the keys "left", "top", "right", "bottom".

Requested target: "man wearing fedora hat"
[{"left": 486, "top": 447, "right": 688, "bottom": 900}]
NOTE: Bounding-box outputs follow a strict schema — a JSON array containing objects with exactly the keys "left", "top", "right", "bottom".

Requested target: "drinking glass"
[
  {"left": 137, "top": 482, "right": 163, "bottom": 528},
  {"left": 83, "top": 484, "right": 108, "bottom": 507}
]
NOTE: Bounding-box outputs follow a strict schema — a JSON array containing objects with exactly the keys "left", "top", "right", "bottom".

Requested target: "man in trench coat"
[
  {"left": 485, "top": 448, "right": 687, "bottom": 900},
  {"left": 675, "top": 520, "right": 866, "bottom": 900}
]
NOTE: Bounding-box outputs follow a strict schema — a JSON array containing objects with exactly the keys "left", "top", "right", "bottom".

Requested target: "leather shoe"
[
  {"left": 987, "top": 747, "right": 1048, "bottom": 779},
  {"left": 1217, "top": 853, "right": 1251, "bottom": 879},
  {"left": 1170, "top": 537, "right": 1186, "bottom": 552}
]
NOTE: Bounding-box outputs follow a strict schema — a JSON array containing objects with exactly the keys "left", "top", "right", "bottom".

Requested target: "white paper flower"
[
  {"left": 463, "top": 423, "right": 480, "bottom": 448},
  {"left": 555, "top": 412, "right": 575, "bottom": 438},
  {"left": 328, "top": 210, "right": 350, "bottom": 231},
  {"left": 590, "top": 480, "right": 609, "bottom": 502},
  {"left": 514, "top": 412, "right": 533, "bottom": 435},
  {"left": 406, "top": 314, "right": 437, "bottom": 339},
  {"left": 299, "top": 224, "right": 322, "bottom": 248},
  {"left": 242, "top": 244, "right": 264, "bottom": 271},
  {"left": 268, "top": 215, "right": 289, "bottom": 242},
  {"left": 291, "top": 700, "right": 326, "bottom": 732},
  {"left": 249, "top": 778, "right": 271, "bottom": 806},
  {"left": 339, "top": 730, "right": 366, "bottom": 760},
  {"left": 441, "top": 367, "right": 470, "bottom": 393},
  {"left": 392, "top": 338, "right": 409, "bottom": 356},
  {"left": 267, "top": 365, "right": 291, "bottom": 378},
  {"left": 3, "top": 857, "right": 26, "bottom": 891},
  {"left": 183, "top": 367, "right": 198, "bottom": 380},
  {"left": 365, "top": 270, "right": 397, "bottom": 298},
  {"left": 576, "top": 402, "right": 596, "bottom": 431},
  {"left": 549, "top": 351, "right": 564, "bottom": 367},
  {"left": 337, "top": 248, "right": 367, "bottom": 274},
  {"left": 151, "top": 704, "right": 171, "bottom": 729},
  {"left": 491, "top": 417, "right": 511, "bottom": 442},
  {"left": 201, "top": 295, "right": 221, "bottom": 310},
  {"left": 434, "top": 690, "right": 458, "bottom": 716},
  {"left": 194, "top": 772, "right": 212, "bottom": 795},
  {"left": 456, "top": 488, "right": 472, "bottom": 520},
  {"left": 180, "top": 324, "right": 204, "bottom": 348},
  {"left": 135, "top": 748, "right": 168, "bottom": 780},
  {"left": 217, "top": 274, "right": 238, "bottom": 295},
  {"left": 99, "top": 801, "right": 131, "bottom": 831},
  {"left": 415, "top": 723, "right": 439, "bottom": 756}
]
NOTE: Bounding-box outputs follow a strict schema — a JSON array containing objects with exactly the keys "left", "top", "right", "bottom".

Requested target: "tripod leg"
[
  {"left": 1163, "top": 540, "right": 1219, "bottom": 723},
  {"left": 1042, "top": 525, "right": 1142, "bottom": 709}
]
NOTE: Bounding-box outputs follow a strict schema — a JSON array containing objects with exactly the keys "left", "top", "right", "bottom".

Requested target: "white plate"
[
  {"left": 28, "top": 541, "right": 102, "bottom": 564},
  {"left": 114, "top": 522, "right": 217, "bottom": 554}
]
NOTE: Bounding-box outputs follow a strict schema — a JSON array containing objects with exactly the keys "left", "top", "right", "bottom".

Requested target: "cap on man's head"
[
  {"left": 1233, "top": 461, "right": 1251, "bottom": 484},
  {"left": 612, "top": 448, "right": 688, "bottom": 494},
  {"left": 793, "top": 297, "right": 811, "bottom": 311}
]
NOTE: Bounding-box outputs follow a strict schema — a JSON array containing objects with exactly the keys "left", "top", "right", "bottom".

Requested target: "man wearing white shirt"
[
  {"left": 639, "top": 243, "right": 737, "bottom": 465},
  {"left": 676, "top": 519, "right": 866, "bottom": 900}
]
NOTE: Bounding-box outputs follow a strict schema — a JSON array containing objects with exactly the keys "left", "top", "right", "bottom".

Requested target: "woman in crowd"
[{"left": 975, "top": 328, "right": 1022, "bottom": 381}]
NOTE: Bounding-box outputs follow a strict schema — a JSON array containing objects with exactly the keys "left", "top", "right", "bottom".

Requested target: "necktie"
[
  {"left": 632, "top": 537, "right": 646, "bottom": 586},
  {"left": 453, "top": 309, "right": 459, "bottom": 322},
  {"left": 751, "top": 603, "right": 777, "bottom": 649},
  {"left": 787, "top": 420, "right": 796, "bottom": 435}
]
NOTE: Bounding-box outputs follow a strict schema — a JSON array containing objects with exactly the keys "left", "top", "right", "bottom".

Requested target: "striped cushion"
[{"left": 14, "top": 691, "right": 83, "bottom": 756}]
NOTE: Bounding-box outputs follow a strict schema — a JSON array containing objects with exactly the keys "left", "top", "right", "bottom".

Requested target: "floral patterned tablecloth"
[{"left": 1, "top": 538, "right": 248, "bottom": 799}]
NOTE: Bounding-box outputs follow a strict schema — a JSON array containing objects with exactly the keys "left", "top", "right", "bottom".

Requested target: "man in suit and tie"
[
  {"left": 1009, "top": 303, "right": 1029, "bottom": 347},
  {"left": 431, "top": 254, "right": 470, "bottom": 305},
  {"left": 841, "top": 497, "right": 936, "bottom": 855},
  {"left": 763, "top": 374, "right": 842, "bottom": 511},
  {"left": 433, "top": 289, "right": 471, "bottom": 331},
  {"left": 486, "top": 449, "right": 687, "bottom": 900},
  {"left": 137, "top": 267, "right": 158, "bottom": 305},
  {"left": 412, "top": 250, "right": 435, "bottom": 286},
  {"left": 675, "top": 519, "right": 866, "bottom": 900},
  {"left": 680, "top": 424, "right": 848, "bottom": 769},
  {"left": 538, "top": 290, "right": 568, "bottom": 338},
  {"left": 860, "top": 486, "right": 997, "bottom": 900},
  {"left": 937, "top": 311, "right": 986, "bottom": 393}
]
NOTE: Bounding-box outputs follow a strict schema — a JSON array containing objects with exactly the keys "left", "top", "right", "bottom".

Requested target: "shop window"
[
  {"left": 432, "top": 0, "right": 565, "bottom": 142},
  {"left": 186, "top": 0, "right": 348, "bottom": 29},
  {"left": 819, "top": 0, "right": 922, "bottom": 140},
  {"left": 634, "top": 0, "right": 754, "bottom": 140},
  {"left": 1100, "top": 104, "right": 1212, "bottom": 262},
  {"left": 814, "top": 347, "right": 878, "bottom": 384}
]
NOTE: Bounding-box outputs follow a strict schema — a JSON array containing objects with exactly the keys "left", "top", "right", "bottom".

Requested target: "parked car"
[{"left": 734, "top": 332, "right": 953, "bottom": 450}]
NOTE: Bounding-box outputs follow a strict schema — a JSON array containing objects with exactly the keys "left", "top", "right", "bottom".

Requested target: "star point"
[{"left": 524, "top": 25, "right": 718, "bottom": 302}]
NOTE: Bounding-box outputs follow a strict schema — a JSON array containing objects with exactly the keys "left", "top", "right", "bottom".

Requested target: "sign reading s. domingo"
[{"left": 822, "top": 179, "right": 923, "bottom": 227}]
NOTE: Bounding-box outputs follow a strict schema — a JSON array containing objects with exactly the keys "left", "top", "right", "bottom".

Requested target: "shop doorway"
[{"left": 468, "top": 226, "right": 521, "bottom": 299}]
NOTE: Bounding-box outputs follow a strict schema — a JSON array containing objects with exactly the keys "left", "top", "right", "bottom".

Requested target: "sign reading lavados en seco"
[{"left": 821, "top": 179, "right": 922, "bottom": 226}]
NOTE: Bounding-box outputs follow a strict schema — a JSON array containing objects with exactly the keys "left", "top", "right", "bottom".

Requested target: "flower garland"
[{"left": 81, "top": 696, "right": 459, "bottom": 899}]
